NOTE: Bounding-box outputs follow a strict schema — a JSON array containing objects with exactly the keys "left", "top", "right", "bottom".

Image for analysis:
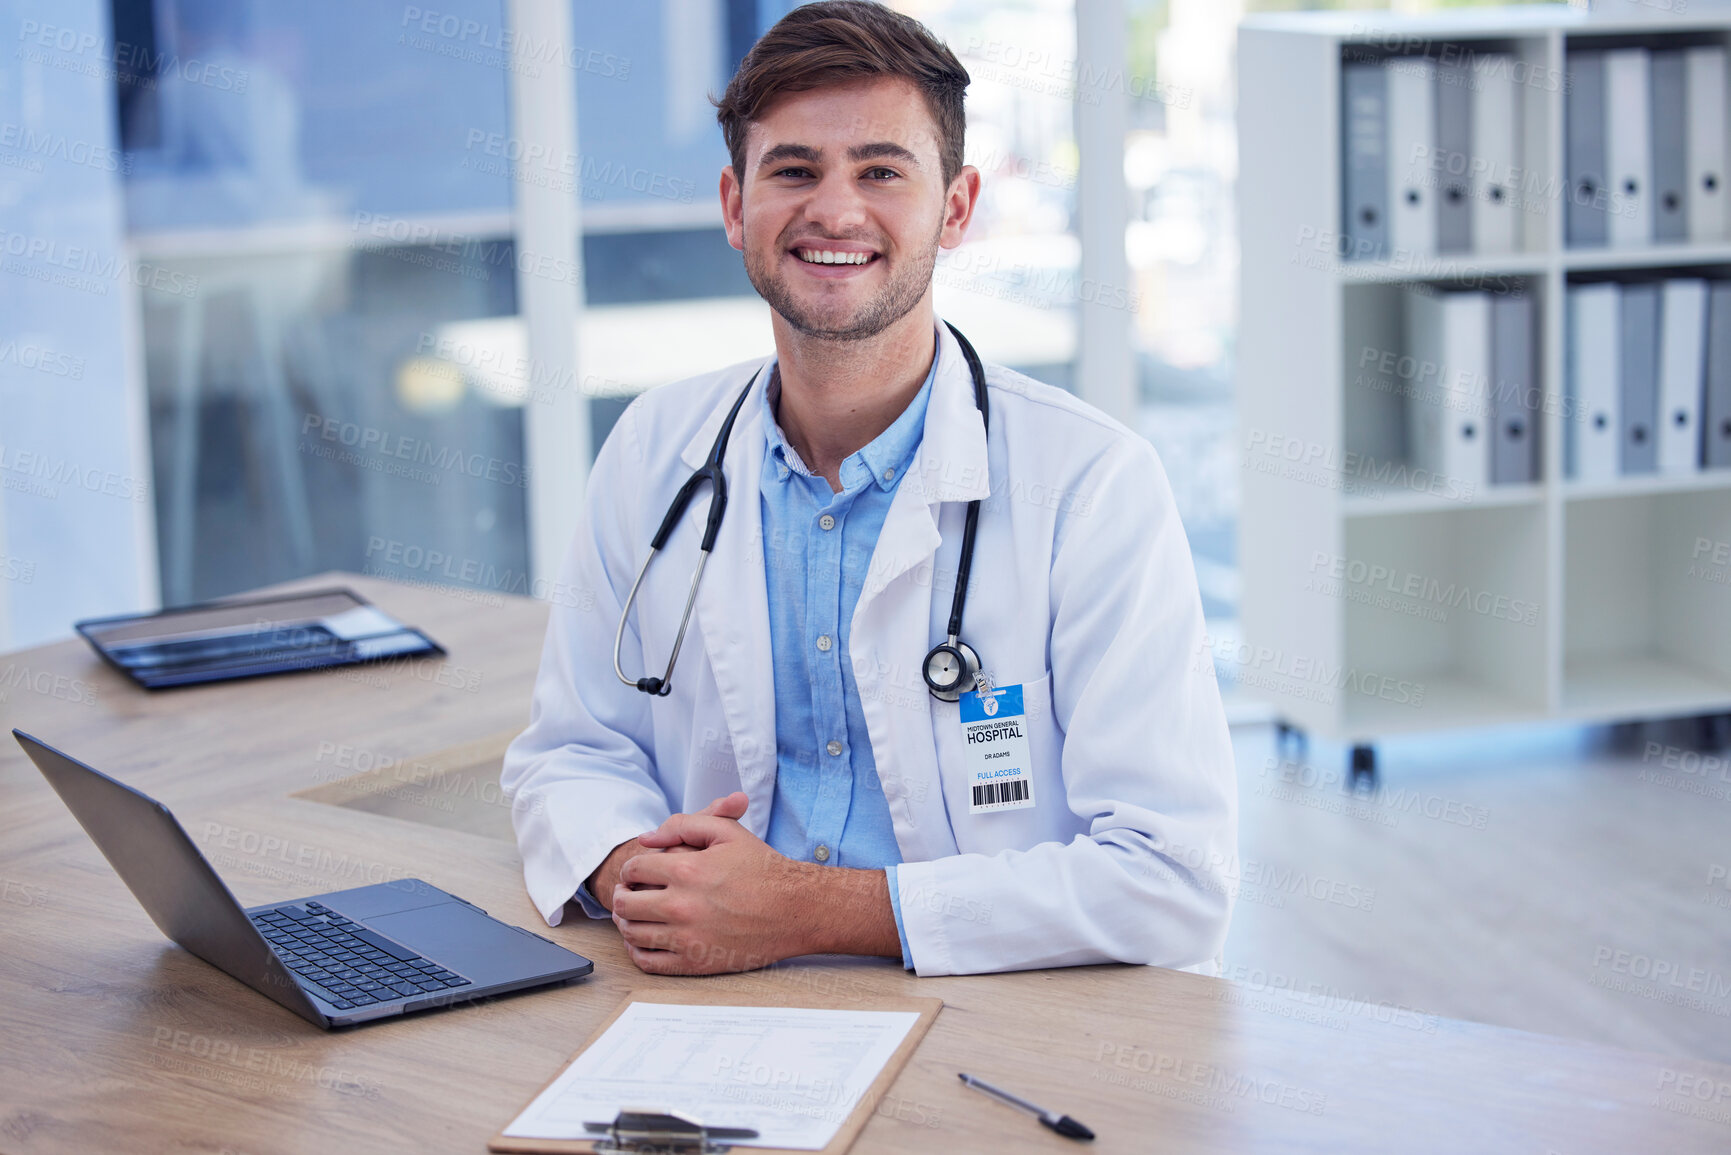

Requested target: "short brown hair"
[{"left": 714, "top": 1, "right": 970, "bottom": 186}]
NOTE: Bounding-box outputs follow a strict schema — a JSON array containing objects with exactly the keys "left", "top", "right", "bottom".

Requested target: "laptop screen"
[{"left": 13, "top": 730, "right": 322, "bottom": 1023}]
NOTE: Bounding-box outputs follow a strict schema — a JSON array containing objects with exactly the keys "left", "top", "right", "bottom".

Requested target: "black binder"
[{"left": 76, "top": 588, "right": 444, "bottom": 690}]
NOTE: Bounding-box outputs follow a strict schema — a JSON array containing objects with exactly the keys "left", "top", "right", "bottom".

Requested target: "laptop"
[{"left": 14, "top": 729, "right": 593, "bottom": 1028}]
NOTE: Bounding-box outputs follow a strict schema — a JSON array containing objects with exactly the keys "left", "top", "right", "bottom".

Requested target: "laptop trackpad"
[{"left": 366, "top": 901, "right": 567, "bottom": 978}]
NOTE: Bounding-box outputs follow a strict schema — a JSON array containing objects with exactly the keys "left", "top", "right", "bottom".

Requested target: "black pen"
[{"left": 958, "top": 1072, "right": 1095, "bottom": 1141}]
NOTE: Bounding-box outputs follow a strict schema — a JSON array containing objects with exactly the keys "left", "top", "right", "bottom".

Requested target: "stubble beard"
[{"left": 744, "top": 221, "right": 943, "bottom": 342}]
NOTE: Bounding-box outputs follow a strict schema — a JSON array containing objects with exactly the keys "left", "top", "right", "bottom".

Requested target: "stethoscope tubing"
[{"left": 615, "top": 323, "right": 988, "bottom": 699}]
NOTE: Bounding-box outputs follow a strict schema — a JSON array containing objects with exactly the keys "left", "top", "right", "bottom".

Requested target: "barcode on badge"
[{"left": 971, "top": 779, "right": 1029, "bottom": 807}]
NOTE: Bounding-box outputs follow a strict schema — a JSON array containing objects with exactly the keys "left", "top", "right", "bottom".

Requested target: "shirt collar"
[{"left": 761, "top": 342, "right": 938, "bottom": 493}]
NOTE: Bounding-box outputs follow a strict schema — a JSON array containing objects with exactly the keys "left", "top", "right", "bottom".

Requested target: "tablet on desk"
[{"left": 75, "top": 587, "right": 444, "bottom": 689}]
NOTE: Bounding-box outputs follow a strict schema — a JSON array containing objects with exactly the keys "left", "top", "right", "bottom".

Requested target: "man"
[{"left": 501, "top": 1, "right": 1236, "bottom": 978}]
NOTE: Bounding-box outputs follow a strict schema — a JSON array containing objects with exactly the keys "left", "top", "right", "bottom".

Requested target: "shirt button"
[
  {"left": 827, "top": 740, "right": 842, "bottom": 756},
  {"left": 814, "top": 845, "right": 831, "bottom": 863},
  {"left": 884, "top": 467, "right": 896, "bottom": 481},
  {"left": 816, "top": 634, "right": 832, "bottom": 652},
  {"left": 819, "top": 514, "right": 836, "bottom": 531}
]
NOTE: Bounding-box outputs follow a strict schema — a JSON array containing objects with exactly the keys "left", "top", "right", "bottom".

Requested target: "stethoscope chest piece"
[{"left": 923, "top": 638, "right": 980, "bottom": 702}]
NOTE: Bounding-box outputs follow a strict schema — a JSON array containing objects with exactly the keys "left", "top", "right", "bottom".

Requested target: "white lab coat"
[{"left": 501, "top": 323, "right": 1237, "bottom": 977}]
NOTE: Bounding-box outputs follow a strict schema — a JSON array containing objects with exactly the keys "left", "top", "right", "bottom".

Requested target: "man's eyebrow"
[
  {"left": 848, "top": 141, "right": 922, "bottom": 168},
  {"left": 756, "top": 141, "right": 924, "bottom": 170},
  {"left": 758, "top": 143, "right": 821, "bottom": 169}
]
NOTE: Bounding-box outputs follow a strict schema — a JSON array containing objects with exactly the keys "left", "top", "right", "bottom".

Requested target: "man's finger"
[
  {"left": 611, "top": 882, "right": 676, "bottom": 923},
  {"left": 618, "top": 850, "right": 688, "bottom": 890},
  {"left": 613, "top": 912, "right": 675, "bottom": 951},
  {"left": 696, "top": 790, "right": 749, "bottom": 820},
  {"left": 636, "top": 813, "right": 737, "bottom": 850},
  {"left": 626, "top": 942, "right": 687, "bottom": 975},
  {"left": 695, "top": 796, "right": 751, "bottom": 820},
  {"left": 619, "top": 930, "right": 683, "bottom": 972},
  {"left": 615, "top": 913, "right": 679, "bottom": 952},
  {"left": 613, "top": 913, "right": 719, "bottom": 975}
]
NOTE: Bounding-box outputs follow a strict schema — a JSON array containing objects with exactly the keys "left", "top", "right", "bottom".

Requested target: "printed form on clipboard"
[{"left": 491, "top": 995, "right": 942, "bottom": 1154}]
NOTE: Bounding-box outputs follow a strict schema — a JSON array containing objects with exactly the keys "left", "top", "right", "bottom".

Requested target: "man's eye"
[
  {"left": 866, "top": 167, "right": 899, "bottom": 180},
  {"left": 776, "top": 167, "right": 813, "bottom": 179}
]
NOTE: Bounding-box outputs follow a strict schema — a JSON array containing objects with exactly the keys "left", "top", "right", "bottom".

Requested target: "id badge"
[{"left": 960, "top": 684, "right": 1035, "bottom": 814}]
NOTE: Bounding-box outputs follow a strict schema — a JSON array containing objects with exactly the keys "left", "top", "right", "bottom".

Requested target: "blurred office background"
[
  {"left": 0, "top": 0, "right": 1574, "bottom": 651},
  {"left": 13, "top": 0, "right": 1731, "bottom": 1070}
]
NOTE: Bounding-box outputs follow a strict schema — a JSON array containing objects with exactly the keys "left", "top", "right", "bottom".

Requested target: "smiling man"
[{"left": 501, "top": 1, "right": 1237, "bottom": 978}]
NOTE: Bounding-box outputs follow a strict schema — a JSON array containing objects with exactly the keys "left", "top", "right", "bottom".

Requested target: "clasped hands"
[{"left": 587, "top": 791, "right": 899, "bottom": 975}]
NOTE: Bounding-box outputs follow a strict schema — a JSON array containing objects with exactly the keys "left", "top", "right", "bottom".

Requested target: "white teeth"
[{"left": 798, "top": 249, "right": 871, "bottom": 265}]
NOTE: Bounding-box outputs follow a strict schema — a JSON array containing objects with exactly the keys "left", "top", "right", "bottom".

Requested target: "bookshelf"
[{"left": 1237, "top": 7, "right": 1731, "bottom": 776}]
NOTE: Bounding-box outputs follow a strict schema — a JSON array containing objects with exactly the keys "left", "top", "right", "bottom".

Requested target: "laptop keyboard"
[{"left": 250, "top": 901, "right": 472, "bottom": 1011}]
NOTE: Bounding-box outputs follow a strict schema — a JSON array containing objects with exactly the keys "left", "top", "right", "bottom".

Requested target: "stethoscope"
[{"left": 614, "top": 321, "right": 990, "bottom": 703}]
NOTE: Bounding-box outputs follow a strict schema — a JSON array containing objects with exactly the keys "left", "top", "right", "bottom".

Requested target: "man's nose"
[{"left": 801, "top": 171, "right": 870, "bottom": 233}]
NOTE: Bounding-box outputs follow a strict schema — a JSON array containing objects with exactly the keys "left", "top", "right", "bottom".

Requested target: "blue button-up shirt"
[{"left": 760, "top": 359, "right": 935, "bottom": 968}]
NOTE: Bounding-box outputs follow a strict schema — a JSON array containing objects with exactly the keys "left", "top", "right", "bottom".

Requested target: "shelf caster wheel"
[
  {"left": 1274, "top": 721, "right": 1307, "bottom": 761},
  {"left": 1608, "top": 720, "right": 1645, "bottom": 754},
  {"left": 1349, "top": 744, "right": 1377, "bottom": 789},
  {"left": 1697, "top": 712, "right": 1731, "bottom": 752}
]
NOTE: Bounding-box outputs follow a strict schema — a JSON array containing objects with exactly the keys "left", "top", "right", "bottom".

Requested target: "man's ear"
[
  {"left": 940, "top": 165, "right": 982, "bottom": 251},
  {"left": 720, "top": 165, "right": 746, "bottom": 253}
]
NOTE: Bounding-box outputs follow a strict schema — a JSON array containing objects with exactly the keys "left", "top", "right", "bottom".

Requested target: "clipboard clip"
[{"left": 583, "top": 1109, "right": 759, "bottom": 1154}]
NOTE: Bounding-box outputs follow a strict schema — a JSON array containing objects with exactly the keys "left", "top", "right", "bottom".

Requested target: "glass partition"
[{"left": 115, "top": 0, "right": 528, "bottom": 605}]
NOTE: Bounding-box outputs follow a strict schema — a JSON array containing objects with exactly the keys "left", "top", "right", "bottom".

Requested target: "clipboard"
[{"left": 488, "top": 989, "right": 943, "bottom": 1155}]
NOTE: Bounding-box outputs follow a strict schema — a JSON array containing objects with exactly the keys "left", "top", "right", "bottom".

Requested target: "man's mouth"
[{"left": 793, "top": 248, "right": 878, "bottom": 266}]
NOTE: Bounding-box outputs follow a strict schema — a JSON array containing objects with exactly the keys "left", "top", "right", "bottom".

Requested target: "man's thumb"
[{"left": 697, "top": 790, "right": 749, "bottom": 820}]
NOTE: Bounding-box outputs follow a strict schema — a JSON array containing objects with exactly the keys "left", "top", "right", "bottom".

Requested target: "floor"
[{"left": 1222, "top": 718, "right": 1731, "bottom": 1066}]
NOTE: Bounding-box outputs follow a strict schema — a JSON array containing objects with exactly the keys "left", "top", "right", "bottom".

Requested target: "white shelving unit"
[{"left": 1237, "top": 7, "right": 1731, "bottom": 767}]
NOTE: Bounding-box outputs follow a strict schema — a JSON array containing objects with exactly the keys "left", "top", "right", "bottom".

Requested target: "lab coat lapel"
[
  {"left": 688, "top": 359, "right": 778, "bottom": 833},
  {"left": 860, "top": 323, "right": 991, "bottom": 604},
  {"left": 852, "top": 323, "right": 991, "bottom": 862}
]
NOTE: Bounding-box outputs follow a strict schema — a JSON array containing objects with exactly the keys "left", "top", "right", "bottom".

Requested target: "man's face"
[{"left": 721, "top": 76, "right": 977, "bottom": 341}]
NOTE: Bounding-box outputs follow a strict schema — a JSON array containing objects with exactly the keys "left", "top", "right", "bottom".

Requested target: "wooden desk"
[{"left": 2, "top": 574, "right": 1727, "bottom": 1154}]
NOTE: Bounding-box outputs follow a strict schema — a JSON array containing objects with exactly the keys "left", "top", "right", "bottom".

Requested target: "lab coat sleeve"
[
  {"left": 893, "top": 434, "right": 1238, "bottom": 976},
  {"left": 501, "top": 401, "right": 675, "bottom": 926}
]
